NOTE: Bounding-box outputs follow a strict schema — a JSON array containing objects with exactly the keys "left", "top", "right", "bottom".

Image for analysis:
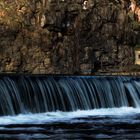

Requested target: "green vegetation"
[
  {"left": 109, "top": 0, "right": 120, "bottom": 4},
  {"left": 134, "top": 44, "right": 140, "bottom": 50},
  {"left": 132, "top": 21, "right": 140, "bottom": 30}
]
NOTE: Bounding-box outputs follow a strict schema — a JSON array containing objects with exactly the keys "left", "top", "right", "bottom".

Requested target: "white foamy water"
[{"left": 0, "top": 107, "right": 140, "bottom": 125}]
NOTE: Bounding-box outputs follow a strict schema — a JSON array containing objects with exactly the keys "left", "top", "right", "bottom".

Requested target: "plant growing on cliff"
[
  {"left": 132, "top": 21, "right": 140, "bottom": 30},
  {"left": 135, "top": 44, "right": 140, "bottom": 49},
  {"left": 0, "top": 0, "right": 24, "bottom": 28},
  {"left": 0, "top": 0, "right": 37, "bottom": 28}
]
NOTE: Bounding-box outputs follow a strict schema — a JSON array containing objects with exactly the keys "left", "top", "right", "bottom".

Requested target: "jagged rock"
[{"left": 0, "top": 0, "right": 140, "bottom": 74}]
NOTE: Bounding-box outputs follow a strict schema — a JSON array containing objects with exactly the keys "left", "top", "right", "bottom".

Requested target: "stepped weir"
[{"left": 0, "top": 75, "right": 140, "bottom": 116}]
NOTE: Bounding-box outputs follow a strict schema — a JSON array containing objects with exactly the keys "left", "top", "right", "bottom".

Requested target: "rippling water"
[{"left": 0, "top": 107, "right": 140, "bottom": 139}]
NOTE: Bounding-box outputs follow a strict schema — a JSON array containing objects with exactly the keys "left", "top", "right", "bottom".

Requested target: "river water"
[
  {"left": 0, "top": 107, "right": 140, "bottom": 139},
  {"left": 0, "top": 76, "right": 140, "bottom": 139}
]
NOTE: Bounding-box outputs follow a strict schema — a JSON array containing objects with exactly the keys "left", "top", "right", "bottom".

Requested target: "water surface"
[{"left": 0, "top": 107, "right": 140, "bottom": 139}]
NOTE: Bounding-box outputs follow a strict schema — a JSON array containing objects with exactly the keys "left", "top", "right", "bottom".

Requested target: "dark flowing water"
[
  {"left": 1, "top": 108, "right": 140, "bottom": 139},
  {"left": 0, "top": 76, "right": 140, "bottom": 139}
]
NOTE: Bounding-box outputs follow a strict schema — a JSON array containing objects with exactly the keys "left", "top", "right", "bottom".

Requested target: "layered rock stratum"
[{"left": 0, "top": 0, "right": 140, "bottom": 74}]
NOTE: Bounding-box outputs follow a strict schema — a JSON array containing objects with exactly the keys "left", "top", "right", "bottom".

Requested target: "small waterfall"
[{"left": 0, "top": 75, "right": 140, "bottom": 116}]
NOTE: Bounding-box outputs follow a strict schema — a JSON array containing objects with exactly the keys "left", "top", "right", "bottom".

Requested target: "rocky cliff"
[{"left": 0, "top": 0, "right": 140, "bottom": 74}]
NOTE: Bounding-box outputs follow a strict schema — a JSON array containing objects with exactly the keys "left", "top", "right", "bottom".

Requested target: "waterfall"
[{"left": 0, "top": 75, "right": 140, "bottom": 116}]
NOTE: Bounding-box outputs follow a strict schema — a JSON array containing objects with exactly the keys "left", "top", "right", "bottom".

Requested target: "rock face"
[{"left": 0, "top": 0, "right": 140, "bottom": 74}]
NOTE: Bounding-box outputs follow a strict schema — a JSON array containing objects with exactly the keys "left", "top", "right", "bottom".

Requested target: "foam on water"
[
  {"left": 1, "top": 76, "right": 140, "bottom": 115},
  {"left": 0, "top": 107, "right": 140, "bottom": 125}
]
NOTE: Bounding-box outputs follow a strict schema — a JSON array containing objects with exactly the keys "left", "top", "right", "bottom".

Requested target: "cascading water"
[
  {"left": 0, "top": 75, "right": 140, "bottom": 116},
  {"left": 1, "top": 75, "right": 140, "bottom": 139}
]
